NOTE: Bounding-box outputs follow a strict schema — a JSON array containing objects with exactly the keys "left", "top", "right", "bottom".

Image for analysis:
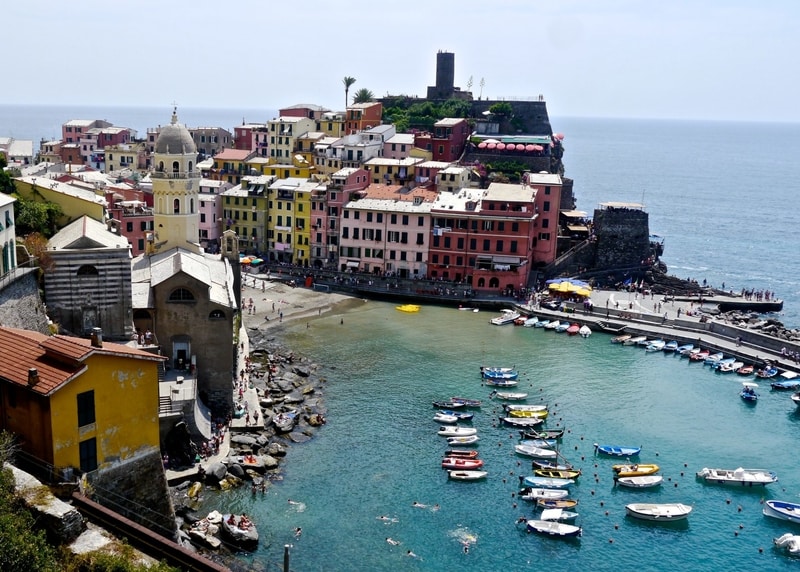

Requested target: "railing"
[
  {"left": 0, "top": 260, "right": 38, "bottom": 292},
  {"left": 150, "top": 171, "right": 201, "bottom": 180}
]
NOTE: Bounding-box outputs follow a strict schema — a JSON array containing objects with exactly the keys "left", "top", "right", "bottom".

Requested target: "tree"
[
  {"left": 0, "top": 155, "right": 15, "bottom": 195},
  {"left": 352, "top": 88, "right": 374, "bottom": 104},
  {"left": 342, "top": 76, "right": 356, "bottom": 108},
  {"left": 489, "top": 102, "right": 513, "bottom": 116},
  {"left": 12, "top": 195, "right": 62, "bottom": 237}
]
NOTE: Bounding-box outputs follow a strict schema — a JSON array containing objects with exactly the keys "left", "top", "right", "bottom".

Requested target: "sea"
[{"left": 3, "top": 106, "right": 800, "bottom": 570}]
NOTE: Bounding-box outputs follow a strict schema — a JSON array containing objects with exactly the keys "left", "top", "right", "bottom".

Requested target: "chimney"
[
  {"left": 90, "top": 327, "right": 103, "bottom": 348},
  {"left": 28, "top": 368, "right": 40, "bottom": 387}
]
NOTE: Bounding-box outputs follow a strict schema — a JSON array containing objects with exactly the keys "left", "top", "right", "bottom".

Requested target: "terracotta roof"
[{"left": 0, "top": 328, "right": 165, "bottom": 396}]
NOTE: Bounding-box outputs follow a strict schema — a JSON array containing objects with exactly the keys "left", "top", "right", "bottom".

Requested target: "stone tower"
[{"left": 149, "top": 108, "right": 201, "bottom": 255}]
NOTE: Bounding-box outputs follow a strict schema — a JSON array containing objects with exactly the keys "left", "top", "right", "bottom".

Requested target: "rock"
[
  {"left": 286, "top": 431, "right": 311, "bottom": 443},
  {"left": 221, "top": 514, "right": 259, "bottom": 550},
  {"left": 293, "top": 366, "right": 311, "bottom": 377},
  {"left": 206, "top": 461, "right": 228, "bottom": 482},
  {"left": 227, "top": 464, "right": 245, "bottom": 479},
  {"left": 231, "top": 435, "right": 258, "bottom": 448},
  {"left": 283, "top": 392, "right": 305, "bottom": 404},
  {"left": 261, "top": 455, "right": 280, "bottom": 470},
  {"left": 267, "top": 442, "right": 287, "bottom": 457}
]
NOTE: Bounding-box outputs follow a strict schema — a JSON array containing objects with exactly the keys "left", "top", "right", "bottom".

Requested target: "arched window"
[
  {"left": 172, "top": 160, "right": 180, "bottom": 173},
  {"left": 168, "top": 288, "right": 195, "bottom": 302},
  {"left": 158, "top": 160, "right": 164, "bottom": 172},
  {"left": 173, "top": 198, "right": 180, "bottom": 214},
  {"left": 209, "top": 310, "right": 225, "bottom": 320},
  {"left": 477, "top": 277, "right": 486, "bottom": 288},
  {"left": 188, "top": 160, "right": 193, "bottom": 172},
  {"left": 190, "top": 198, "right": 195, "bottom": 214},
  {"left": 76, "top": 265, "right": 99, "bottom": 276},
  {"left": 489, "top": 277, "right": 500, "bottom": 288}
]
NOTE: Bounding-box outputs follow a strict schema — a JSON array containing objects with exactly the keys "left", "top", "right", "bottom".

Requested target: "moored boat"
[
  {"left": 690, "top": 349, "right": 710, "bottom": 362},
  {"left": 532, "top": 459, "right": 574, "bottom": 471},
  {"left": 395, "top": 304, "right": 421, "bottom": 313},
  {"left": 615, "top": 475, "right": 663, "bottom": 488},
  {"left": 535, "top": 468, "right": 582, "bottom": 479},
  {"left": 663, "top": 340, "right": 679, "bottom": 353},
  {"left": 713, "top": 357, "right": 736, "bottom": 371},
  {"left": 522, "top": 475, "right": 575, "bottom": 489},
  {"left": 432, "top": 400, "right": 464, "bottom": 409},
  {"left": 566, "top": 323, "right": 580, "bottom": 335},
  {"left": 433, "top": 412, "right": 459, "bottom": 424},
  {"left": 504, "top": 403, "right": 548, "bottom": 412},
  {"left": 696, "top": 466, "right": 778, "bottom": 486},
  {"left": 613, "top": 463, "right": 660, "bottom": 477},
  {"left": 625, "top": 503, "right": 692, "bottom": 522},
  {"left": 756, "top": 365, "right": 779, "bottom": 378},
  {"left": 481, "top": 368, "right": 519, "bottom": 381},
  {"left": 441, "top": 457, "right": 484, "bottom": 470},
  {"left": 623, "top": 335, "right": 647, "bottom": 346},
  {"left": 676, "top": 344, "right": 695, "bottom": 355},
  {"left": 645, "top": 339, "right": 666, "bottom": 352},
  {"left": 537, "top": 498, "right": 578, "bottom": 509},
  {"left": 444, "top": 449, "right": 479, "bottom": 458},
  {"left": 502, "top": 416, "right": 544, "bottom": 428},
  {"left": 490, "top": 390, "right": 528, "bottom": 401},
  {"left": 544, "top": 320, "right": 561, "bottom": 331},
  {"left": 489, "top": 309, "right": 520, "bottom": 325},
  {"left": 447, "top": 470, "right": 487, "bottom": 481},
  {"left": 438, "top": 426, "right": 477, "bottom": 437},
  {"left": 515, "top": 444, "right": 558, "bottom": 459},
  {"left": 719, "top": 360, "right": 744, "bottom": 373},
  {"left": 554, "top": 322, "right": 570, "bottom": 333},
  {"left": 774, "top": 533, "right": 800, "bottom": 555},
  {"left": 771, "top": 371, "right": 800, "bottom": 390},
  {"left": 450, "top": 397, "right": 482, "bottom": 408},
  {"left": 539, "top": 507, "right": 579, "bottom": 522},
  {"left": 436, "top": 409, "right": 474, "bottom": 421},
  {"left": 611, "top": 334, "right": 632, "bottom": 344},
  {"left": 594, "top": 444, "right": 642, "bottom": 457},
  {"left": 519, "top": 487, "right": 570, "bottom": 501},
  {"left": 764, "top": 500, "right": 800, "bottom": 524},
  {"left": 508, "top": 409, "right": 548, "bottom": 419},
  {"left": 534, "top": 319, "right": 550, "bottom": 328},
  {"left": 578, "top": 325, "right": 592, "bottom": 338},
  {"left": 523, "top": 519, "right": 582, "bottom": 538},
  {"left": 521, "top": 428, "right": 565, "bottom": 441},
  {"left": 736, "top": 364, "right": 755, "bottom": 376},
  {"left": 704, "top": 352, "right": 725, "bottom": 365},
  {"left": 446, "top": 434, "right": 480, "bottom": 445},
  {"left": 484, "top": 378, "right": 519, "bottom": 387}
]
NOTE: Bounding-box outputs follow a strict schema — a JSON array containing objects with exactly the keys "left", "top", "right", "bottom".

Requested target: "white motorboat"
[
  {"left": 504, "top": 404, "right": 548, "bottom": 412},
  {"left": 763, "top": 500, "right": 800, "bottom": 524},
  {"left": 540, "top": 508, "right": 579, "bottom": 522},
  {"left": 578, "top": 325, "right": 592, "bottom": 338},
  {"left": 490, "top": 390, "right": 528, "bottom": 401},
  {"left": 522, "top": 475, "right": 574, "bottom": 488},
  {"left": 645, "top": 340, "right": 666, "bottom": 352},
  {"left": 489, "top": 309, "right": 520, "bottom": 325},
  {"left": 524, "top": 519, "right": 582, "bottom": 538},
  {"left": 515, "top": 444, "right": 558, "bottom": 459},
  {"left": 544, "top": 320, "right": 561, "bottom": 330},
  {"left": 696, "top": 467, "right": 778, "bottom": 486},
  {"left": 501, "top": 416, "right": 544, "bottom": 428},
  {"left": 433, "top": 412, "right": 459, "bottom": 424},
  {"left": 625, "top": 503, "right": 692, "bottom": 522},
  {"left": 447, "top": 434, "right": 479, "bottom": 445},
  {"left": 774, "top": 533, "right": 800, "bottom": 555},
  {"left": 719, "top": 360, "right": 744, "bottom": 373},
  {"left": 448, "top": 470, "right": 487, "bottom": 481},
  {"left": 519, "top": 487, "right": 569, "bottom": 501},
  {"left": 438, "top": 426, "right": 477, "bottom": 437},
  {"left": 623, "top": 335, "right": 647, "bottom": 346},
  {"left": 523, "top": 316, "right": 539, "bottom": 327},
  {"left": 554, "top": 322, "right": 570, "bottom": 333},
  {"left": 615, "top": 475, "right": 663, "bottom": 488}
]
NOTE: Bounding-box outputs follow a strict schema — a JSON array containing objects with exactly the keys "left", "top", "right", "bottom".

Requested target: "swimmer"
[
  {"left": 431, "top": 503, "right": 440, "bottom": 512},
  {"left": 412, "top": 501, "right": 427, "bottom": 508},
  {"left": 294, "top": 527, "right": 302, "bottom": 538},
  {"left": 462, "top": 541, "right": 470, "bottom": 554},
  {"left": 386, "top": 537, "right": 400, "bottom": 546},
  {"left": 288, "top": 499, "right": 300, "bottom": 505},
  {"left": 377, "top": 515, "right": 398, "bottom": 523},
  {"left": 407, "top": 550, "right": 418, "bottom": 558}
]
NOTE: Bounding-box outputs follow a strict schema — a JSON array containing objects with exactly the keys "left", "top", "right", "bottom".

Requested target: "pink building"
[
  {"left": 524, "top": 172, "right": 563, "bottom": 265},
  {"left": 105, "top": 191, "right": 154, "bottom": 256},
  {"left": 198, "top": 179, "right": 231, "bottom": 252},
  {"left": 383, "top": 133, "right": 415, "bottom": 159}
]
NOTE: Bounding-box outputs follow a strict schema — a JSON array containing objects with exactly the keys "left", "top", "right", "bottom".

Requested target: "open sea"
[{"left": 3, "top": 106, "right": 800, "bottom": 570}]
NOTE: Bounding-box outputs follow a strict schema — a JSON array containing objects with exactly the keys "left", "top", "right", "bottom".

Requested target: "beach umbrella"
[
  {"left": 240, "top": 257, "right": 252, "bottom": 264},
  {"left": 506, "top": 144, "right": 516, "bottom": 151},
  {"left": 487, "top": 143, "right": 497, "bottom": 150},
  {"left": 558, "top": 281, "right": 573, "bottom": 292},
  {"left": 532, "top": 144, "right": 544, "bottom": 151},
  {"left": 525, "top": 144, "right": 536, "bottom": 151},
  {"left": 576, "top": 288, "right": 592, "bottom": 297},
  {"left": 496, "top": 143, "right": 506, "bottom": 150},
  {"left": 554, "top": 133, "right": 565, "bottom": 140},
  {"left": 478, "top": 142, "right": 488, "bottom": 149},
  {"left": 548, "top": 282, "right": 562, "bottom": 290},
  {"left": 250, "top": 258, "right": 263, "bottom": 265}
]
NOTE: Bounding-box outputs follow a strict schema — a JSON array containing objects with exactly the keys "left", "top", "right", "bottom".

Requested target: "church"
[{"left": 131, "top": 109, "right": 240, "bottom": 414}]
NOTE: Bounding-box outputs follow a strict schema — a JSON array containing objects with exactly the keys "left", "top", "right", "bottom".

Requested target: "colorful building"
[
  {"left": 266, "top": 177, "right": 317, "bottom": 265},
  {"left": 345, "top": 102, "right": 382, "bottom": 134},
  {"left": 363, "top": 156, "right": 423, "bottom": 186},
  {"left": 14, "top": 175, "right": 107, "bottom": 227},
  {"left": 221, "top": 175, "right": 274, "bottom": 254},
  {"left": 413, "top": 118, "right": 470, "bottom": 162},
  {"left": 0, "top": 193, "right": 16, "bottom": 276},
  {"left": 210, "top": 148, "right": 257, "bottom": 185},
  {"left": 267, "top": 116, "right": 316, "bottom": 163}
]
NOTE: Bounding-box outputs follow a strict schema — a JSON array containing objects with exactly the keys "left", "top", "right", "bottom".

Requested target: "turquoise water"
[{"left": 201, "top": 302, "right": 800, "bottom": 571}]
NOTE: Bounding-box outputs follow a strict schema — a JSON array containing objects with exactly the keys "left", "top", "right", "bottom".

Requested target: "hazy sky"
[{"left": 7, "top": 0, "right": 800, "bottom": 122}]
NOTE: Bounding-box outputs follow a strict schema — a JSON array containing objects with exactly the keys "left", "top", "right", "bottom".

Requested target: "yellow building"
[
  {"left": 221, "top": 175, "right": 274, "bottom": 253},
  {"left": 211, "top": 148, "right": 257, "bottom": 185},
  {"left": 267, "top": 178, "right": 318, "bottom": 265},
  {"left": 267, "top": 116, "right": 316, "bottom": 163},
  {"left": 14, "top": 175, "right": 106, "bottom": 227},
  {"left": 319, "top": 111, "right": 346, "bottom": 138},
  {"left": 363, "top": 157, "right": 424, "bottom": 186},
  {"left": 246, "top": 157, "right": 315, "bottom": 180},
  {"left": 0, "top": 327, "right": 164, "bottom": 475}
]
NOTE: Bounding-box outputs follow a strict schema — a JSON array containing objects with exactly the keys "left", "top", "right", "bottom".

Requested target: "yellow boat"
[
  {"left": 534, "top": 469, "right": 582, "bottom": 479},
  {"left": 396, "top": 304, "right": 421, "bottom": 313},
  {"left": 612, "top": 463, "right": 660, "bottom": 477},
  {"left": 508, "top": 409, "right": 548, "bottom": 419}
]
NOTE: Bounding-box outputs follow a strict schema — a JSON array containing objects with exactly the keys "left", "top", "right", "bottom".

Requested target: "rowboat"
[
  {"left": 395, "top": 304, "right": 420, "bottom": 313},
  {"left": 623, "top": 335, "right": 647, "bottom": 346},
  {"left": 704, "top": 352, "right": 724, "bottom": 365},
  {"left": 490, "top": 390, "right": 528, "bottom": 401},
  {"left": 447, "top": 435, "right": 480, "bottom": 445},
  {"left": 522, "top": 316, "right": 539, "bottom": 327},
  {"left": 756, "top": 365, "right": 779, "bottom": 378},
  {"left": 436, "top": 409, "right": 474, "bottom": 421},
  {"left": 444, "top": 449, "right": 478, "bottom": 458},
  {"left": 519, "top": 438, "right": 557, "bottom": 449},
  {"left": 662, "top": 340, "right": 679, "bottom": 353},
  {"left": 712, "top": 357, "right": 736, "bottom": 371},
  {"left": 489, "top": 309, "right": 520, "bottom": 325},
  {"left": 484, "top": 378, "right": 519, "bottom": 387},
  {"left": 524, "top": 519, "right": 582, "bottom": 538},
  {"left": 438, "top": 426, "right": 477, "bottom": 437},
  {"left": 636, "top": 337, "right": 653, "bottom": 347},
  {"left": 763, "top": 500, "right": 800, "bottom": 524},
  {"left": 615, "top": 475, "right": 663, "bottom": 488},
  {"left": 447, "top": 470, "right": 487, "bottom": 481},
  {"left": 441, "top": 457, "right": 484, "bottom": 470},
  {"left": 532, "top": 459, "right": 574, "bottom": 471},
  {"left": 502, "top": 416, "right": 544, "bottom": 428},
  {"left": 508, "top": 409, "right": 548, "bottom": 419},
  {"left": 566, "top": 323, "right": 580, "bottom": 335},
  {"left": 625, "top": 503, "right": 692, "bottom": 522},
  {"left": 594, "top": 444, "right": 642, "bottom": 457},
  {"left": 690, "top": 349, "right": 710, "bottom": 362},
  {"left": 519, "top": 487, "right": 569, "bottom": 501},
  {"left": 505, "top": 403, "right": 548, "bottom": 412},
  {"left": 578, "top": 325, "right": 592, "bottom": 338},
  {"left": 432, "top": 400, "right": 465, "bottom": 409},
  {"left": 533, "top": 319, "right": 550, "bottom": 328},
  {"left": 676, "top": 344, "right": 695, "bottom": 355},
  {"left": 696, "top": 467, "right": 778, "bottom": 486},
  {"left": 535, "top": 469, "right": 581, "bottom": 479},
  {"left": 613, "top": 463, "right": 660, "bottom": 477},
  {"left": 520, "top": 428, "right": 565, "bottom": 441},
  {"left": 450, "top": 397, "right": 482, "bottom": 408},
  {"left": 433, "top": 412, "right": 459, "bottom": 424},
  {"left": 515, "top": 444, "right": 558, "bottom": 459},
  {"left": 771, "top": 371, "right": 800, "bottom": 390},
  {"left": 719, "top": 360, "right": 744, "bottom": 373},
  {"left": 554, "top": 322, "right": 570, "bottom": 333},
  {"left": 544, "top": 320, "right": 561, "bottom": 331},
  {"left": 736, "top": 364, "right": 755, "bottom": 376},
  {"left": 481, "top": 367, "right": 518, "bottom": 380},
  {"left": 537, "top": 498, "right": 578, "bottom": 509},
  {"left": 539, "top": 508, "right": 579, "bottom": 522},
  {"left": 522, "top": 476, "right": 575, "bottom": 489},
  {"left": 611, "top": 334, "right": 632, "bottom": 344},
  {"left": 645, "top": 339, "right": 666, "bottom": 352}
]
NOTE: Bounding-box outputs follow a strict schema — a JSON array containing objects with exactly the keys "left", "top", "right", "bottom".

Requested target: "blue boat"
[
  {"left": 482, "top": 368, "right": 519, "bottom": 381},
  {"left": 713, "top": 357, "right": 736, "bottom": 371},
  {"left": 594, "top": 444, "right": 642, "bottom": 457},
  {"left": 663, "top": 340, "right": 679, "bottom": 353},
  {"left": 740, "top": 381, "right": 759, "bottom": 402},
  {"left": 522, "top": 475, "right": 575, "bottom": 489},
  {"left": 676, "top": 344, "right": 695, "bottom": 356},
  {"left": 771, "top": 372, "right": 800, "bottom": 390},
  {"left": 756, "top": 366, "right": 779, "bottom": 379},
  {"left": 437, "top": 409, "right": 475, "bottom": 421}
]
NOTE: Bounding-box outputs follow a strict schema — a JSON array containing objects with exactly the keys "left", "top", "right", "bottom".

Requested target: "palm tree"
[
  {"left": 342, "top": 76, "right": 356, "bottom": 108},
  {"left": 352, "top": 88, "right": 374, "bottom": 104}
]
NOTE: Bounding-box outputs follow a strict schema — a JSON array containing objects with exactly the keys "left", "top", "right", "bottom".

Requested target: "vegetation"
[
  {"left": 382, "top": 98, "right": 472, "bottom": 133},
  {"left": 342, "top": 76, "right": 356, "bottom": 108},
  {"left": 488, "top": 102, "right": 513, "bottom": 116},
  {"left": 12, "top": 195, "right": 62, "bottom": 237},
  {"left": 0, "top": 155, "right": 17, "bottom": 195},
  {"left": 352, "top": 88, "right": 375, "bottom": 104}
]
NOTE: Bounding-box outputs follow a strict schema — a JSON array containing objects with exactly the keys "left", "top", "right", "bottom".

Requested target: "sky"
[{"left": 6, "top": 0, "right": 800, "bottom": 122}]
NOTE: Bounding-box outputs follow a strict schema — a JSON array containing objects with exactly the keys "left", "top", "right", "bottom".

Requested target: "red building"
[
  {"left": 345, "top": 102, "right": 382, "bottom": 134},
  {"left": 414, "top": 118, "right": 470, "bottom": 162}
]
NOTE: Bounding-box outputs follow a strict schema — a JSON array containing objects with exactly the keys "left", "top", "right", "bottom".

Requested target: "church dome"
[{"left": 155, "top": 109, "right": 196, "bottom": 155}]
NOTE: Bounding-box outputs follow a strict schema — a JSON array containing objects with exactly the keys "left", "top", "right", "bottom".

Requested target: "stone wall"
[
  {"left": 592, "top": 207, "right": 652, "bottom": 269},
  {"left": 85, "top": 449, "right": 176, "bottom": 539},
  {"left": 0, "top": 269, "right": 51, "bottom": 334}
]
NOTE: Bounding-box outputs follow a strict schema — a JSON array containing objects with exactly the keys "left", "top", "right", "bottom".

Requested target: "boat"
[
  {"left": 508, "top": 409, "right": 548, "bottom": 419},
  {"left": 441, "top": 457, "right": 484, "bottom": 470},
  {"left": 444, "top": 449, "right": 479, "bottom": 458},
  {"left": 450, "top": 397, "right": 482, "bottom": 408},
  {"left": 578, "top": 325, "right": 592, "bottom": 338},
  {"left": 490, "top": 390, "right": 528, "bottom": 401},
  {"left": 544, "top": 320, "right": 561, "bottom": 331},
  {"left": 764, "top": 500, "right": 800, "bottom": 524},
  {"left": 539, "top": 507, "right": 579, "bottom": 522},
  {"left": 676, "top": 344, "right": 695, "bottom": 355},
  {"left": 501, "top": 416, "right": 544, "bottom": 428},
  {"left": 521, "top": 428, "right": 565, "bottom": 440},
  {"left": 645, "top": 339, "right": 666, "bottom": 352},
  {"left": 611, "top": 334, "right": 632, "bottom": 344},
  {"left": 524, "top": 519, "right": 582, "bottom": 538},
  {"left": 532, "top": 459, "right": 574, "bottom": 471},
  {"left": 535, "top": 469, "right": 582, "bottom": 479},
  {"left": 566, "top": 323, "right": 580, "bottom": 335},
  {"left": 489, "top": 309, "right": 520, "bottom": 325},
  {"left": 623, "top": 335, "right": 647, "bottom": 346},
  {"left": 513, "top": 316, "right": 529, "bottom": 326},
  {"left": 663, "top": 340, "right": 679, "bottom": 353},
  {"left": 719, "top": 360, "right": 744, "bottom": 373},
  {"left": 438, "top": 426, "right": 477, "bottom": 437},
  {"left": 433, "top": 412, "right": 459, "bottom": 424},
  {"left": 740, "top": 381, "right": 759, "bottom": 402},
  {"left": 447, "top": 435, "right": 480, "bottom": 445},
  {"left": 436, "top": 409, "right": 474, "bottom": 421},
  {"left": 636, "top": 337, "right": 654, "bottom": 347},
  {"left": 736, "top": 364, "right": 755, "bottom": 376},
  {"left": 625, "top": 503, "right": 692, "bottom": 522},
  {"left": 554, "top": 322, "right": 570, "bottom": 333},
  {"left": 756, "top": 365, "right": 779, "bottom": 379},
  {"left": 537, "top": 498, "right": 579, "bottom": 509},
  {"left": 519, "top": 438, "right": 557, "bottom": 449},
  {"left": 519, "top": 487, "right": 569, "bottom": 501},
  {"left": 432, "top": 400, "right": 464, "bottom": 409},
  {"left": 522, "top": 316, "right": 539, "bottom": 327},
  {"left": 534, "top": 318, "right": 550, "bottom": 328},
  {"left": 615, "top": 475, "right": 663, "bottom": 488},
  {"left": 690, "top": 349, "right": 710, "bottom": 362},
  {"left": 457, "top": 305, "right": 478, "bottom": 312},
  {"left": 792, "top": 392, "right": 800, "bottom": 408},
  {"left": 712, "top": 357, "right": 736, "bottom": 371},
  {"left": 696, "top": 467, "right": 778, "bottom": 486},
  {"left": 773, "top": 533, "right": 800, "bottom": 555},
  {"left": 484, "top": 378, "right": 519, "bottom": 387},
  {"left": 395, "top": 304, "right": 420, "bottom": 313},
  {"left": 594, "top": 444, "right": 642, "bottom": 457},
  {"left": 481, "top": 368, "right": 518, "bottom": 381},
  {"left": 505, "top": 403, "right": 548, "bottom": 412},
  {"left": 771, "top": 371, "right": 800, "bottom": 390},
  {"left": 522, "top": 475, "right": 574, "bottom": 489},
  {"left": 515, "top": 444, "right": 558, "bottom": 459},
  {"left": 612, "top": 463, "right": 660, "bottom": 477},
  {"left": 704, "top": 352, "right": 725, "bottom": 365},
  {"left": 447, "top": 470, "right": 487, "bottom": 481}
]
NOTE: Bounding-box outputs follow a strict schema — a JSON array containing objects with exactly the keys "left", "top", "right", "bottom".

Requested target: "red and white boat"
[{"left": 442, "top": 457, "right": 484, "bottom": 470}]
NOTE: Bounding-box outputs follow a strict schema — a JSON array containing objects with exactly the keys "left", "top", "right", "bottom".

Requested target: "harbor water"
[{"left": 200, "top": 302, "right": 800, "bottom": 571}]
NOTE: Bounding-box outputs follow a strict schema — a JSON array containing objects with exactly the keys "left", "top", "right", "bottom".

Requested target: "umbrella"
[
  {"left": 548, "top": 282, "right": 562, "bottom": 290},
  {"left": 240, "top": 257, "right": 252, "bottom": 264},
  {"left": 553, "top": 133, "right": 565, "bottom": 140},
  {"left": 496, "top": 143, "right": 506, "bottom": 150},
  {"left": 576, "top": 288, "right": 592, "bottom": 297},
  {"left": 478, "top": 142, "right": 487, "bottom": 149},
  {"left": 532, "top": 144, "right": 544, "bottom": 151},
  {"left": 506, "top": 144, "right": 516, "bottom": 151},
  {"left": 487, "top": 143, "right": 497, "bottom": 150},
  {"left": 525, "top": 144, "right": 536, "bottom": 151},
  {"left": 251, "top": 258, "right": 264, "bottom": 265},
  {"left": 558, "top": 282, "right": 573, "bottom": 293}
]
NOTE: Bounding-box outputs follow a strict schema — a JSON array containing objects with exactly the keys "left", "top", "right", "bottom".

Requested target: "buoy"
[
  {"left": 680, "top": 472, "right": 684, "bottom": 477},
  {"left": 739, "top": 524, "right": 744, "bottom": 529},
  {"left": 614, "top": 524, "right": 619, "bottom": 530},
  {"left": 726, "top": 499, "right": 731, "bottom": 505},
  {"left": 609, "top": 538, "right": 614, "bottom": 543},
  {"left": 737, "top": 505, "right": 742, "bottom": 513},
  {"left": 591, "top": 490, "right": 595, "bottom": 495},
  {"left": 605, "top": 511, "right": 609, "bottom": 516},
  {"left": 674, "top": 483, "right": 678, "bottom": 487},
  {"left": 759, "top": 547, "right": 764, "bottom": 553}
]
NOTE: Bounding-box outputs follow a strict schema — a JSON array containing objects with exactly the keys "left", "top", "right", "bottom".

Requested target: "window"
[
  {"left": 367, "top": 212, "right": 373, "bottom": 222},
  {"left": 416, "top": 232, "right": 424, "bottom": 245},
  {"left": 543, "top": 201, "right": 551, "bottom": 212},
  {"left": 173, "top": 198, "right": 180, "bottom": 214},
  {"left": 126, "top": 222, "right": 133, "bottom": 232},
  {"left": 76, "top": 265, "right": 98, "bottom": 276},
  {"left": 542, "top": 218, "right": 549, "bottom": 228},
  {"left": 498, "top": 221, "right": 505, "bottom": 231},
  {"left": 140, "top": 221, "right": 147, "bottom": 231},
  {"left": 402, "top": 215, "right": 409, "bottom": 226},
  {"left": 209, "top": 310, "right": 226, "bottom": 320},
  {"left": 200, "top": 213, "right": 206, "bottom": 223},
  {"left": 390, "top": 214, "right": 397, "bottom": 224},
  {"left": 377, "top": 213, "right": 383, "bottom": 223},
  {"left": 457, "top": 237, "right": 464, "bottom": 249},
  {"left": 444, "top": 237, "right": 451, "bottom": 248},
  {"left": 483, "top": 239, "right": 490, "bottom": 251},
  {"left": 418, "top": 216, "right": 424, "bottom": 226},
  {"left": 482, "top": 220, "right": 494, "bottom": 231},
  {"left": 510, "top": 241, "right": 518, "bottom": 253},
  {"left": 539, "top": 232, "right": 551, "bottom": 241},
  {"left": 512, "top": 222, "right": 519, "bottom": 232},
  {"left": 168, "top": 288, "right": 195, "bottom": 302},
  {"left": 77, "top": 391, "right": 95, "bottom": 427},
  {"left": 470, "top": 238, "right": 477, "bottom": 250},
  {"left": 79, "top": 438, "right": 98, "bottom": 473},
  {"left": 496, "top": 240, "right": 504, "bottom": 252}
]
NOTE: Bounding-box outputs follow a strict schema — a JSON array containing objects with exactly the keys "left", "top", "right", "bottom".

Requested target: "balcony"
[{"left": 151, "top": 170, "right": 201, "bottom": 180}]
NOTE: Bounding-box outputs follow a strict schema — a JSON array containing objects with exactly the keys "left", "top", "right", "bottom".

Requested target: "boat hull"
[
  {"left": 763, "top": 500, "right": 800, "bottom": 524},
  {"left": 625, "top": 503, "right": 692, "bottom": 522}
]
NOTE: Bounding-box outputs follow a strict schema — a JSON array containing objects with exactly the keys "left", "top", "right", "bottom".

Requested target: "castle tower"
[
  {"left": 435, "top": 51, "right": 455, "bottom": 94},
  {"left": 150, "top": 108, "right": 202, "bottom": 254}
]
